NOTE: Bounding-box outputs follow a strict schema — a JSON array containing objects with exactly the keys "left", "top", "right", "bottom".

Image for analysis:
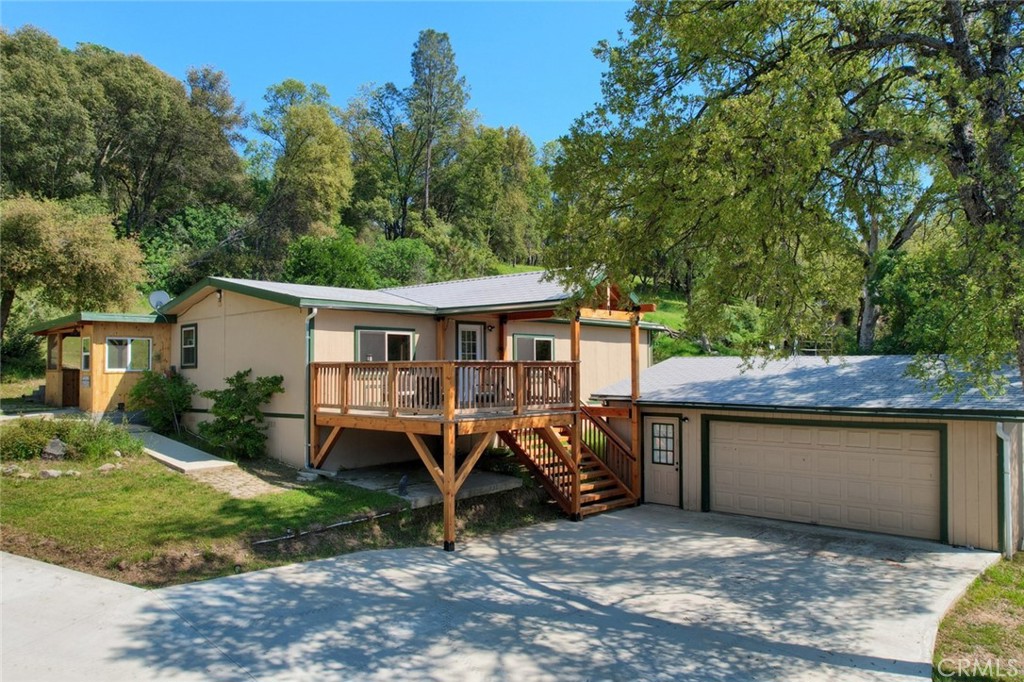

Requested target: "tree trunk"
[
  {"left": 857, "top": 285, "right": 880, "bottom": 352},
  {"left": 0, "top": 289, "right": 15, "bottom": 343},
  {"left": 856, "top": 214, "right": 881, "bottom": 352},
  {"left": 424, "top": 136, "right": 433, "bottom": 211}
]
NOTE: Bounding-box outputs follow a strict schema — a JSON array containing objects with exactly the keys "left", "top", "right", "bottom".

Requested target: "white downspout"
[
  {"left": 995, "top": 422, "right": 1014, "bottom": 557},
  {"left": 304, "top": 307, "right": 319, "bottom": 470}
]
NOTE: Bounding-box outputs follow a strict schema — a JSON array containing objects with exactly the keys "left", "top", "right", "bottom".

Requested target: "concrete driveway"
[{"left": 2, "top": 507, "right": 998, "bottom": 681}]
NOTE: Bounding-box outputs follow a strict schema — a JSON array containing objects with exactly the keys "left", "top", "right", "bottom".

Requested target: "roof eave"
[{"left": 588, "top": 396, "right": 1024, "bottom": 422}]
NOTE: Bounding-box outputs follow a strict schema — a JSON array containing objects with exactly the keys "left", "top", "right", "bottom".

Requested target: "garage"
[
  {"left": 708, "top": 419, "right": 942, "bottom": 540},
  {"left": 592, "top": 355, "right": 1024, "bottom": 554}
]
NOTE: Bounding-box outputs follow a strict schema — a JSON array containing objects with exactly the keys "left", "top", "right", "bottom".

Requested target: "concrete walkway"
[
  {"left": 137, "top": 431, "right": 235, "bottom": 473},
  {"left": 1, "top": 508, "right": 998, "bottom": 682}
]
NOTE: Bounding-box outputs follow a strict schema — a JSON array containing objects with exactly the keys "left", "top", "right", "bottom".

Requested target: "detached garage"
[{"left": 593, "top": 356, "right": 1024, "bottom": 556}]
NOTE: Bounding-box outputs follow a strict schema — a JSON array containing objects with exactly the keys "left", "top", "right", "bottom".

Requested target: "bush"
[
  {"left": 128, "top": 370, "right": 196, "bottom": 434},
  {"left": 198, "top": 370, "right": 284, "bottom": 460},
  {"left": 0, "top": 417, "right": 144, "bottom": 462}
]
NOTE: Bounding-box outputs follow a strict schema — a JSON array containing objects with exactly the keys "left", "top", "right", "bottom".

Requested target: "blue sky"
[{"left": 2, "top": 2, "right": 632, "bottom": 146}]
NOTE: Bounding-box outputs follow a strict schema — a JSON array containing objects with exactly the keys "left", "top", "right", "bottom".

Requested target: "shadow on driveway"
[{"left": 3, "top": 507, "right": 999, "bottom": 681}]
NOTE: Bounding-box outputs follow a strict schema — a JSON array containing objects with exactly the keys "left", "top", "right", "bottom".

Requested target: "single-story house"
[
  {"left": 31, "top": 271, "right": 659, "bottom": 548},
  {"left": 593, "top": 355, "right": 1024, "bottom": 556}
]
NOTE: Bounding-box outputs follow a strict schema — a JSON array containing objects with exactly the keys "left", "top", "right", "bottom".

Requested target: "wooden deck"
[{"left": 308, "top": 308, "right": 646, "bottom": 551}]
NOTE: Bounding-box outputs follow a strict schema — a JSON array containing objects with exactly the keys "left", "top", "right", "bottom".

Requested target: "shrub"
[
  {"left": 0, "top": 417, "right": 144, "bottom": 462},
  {"left": 198, "top": 370, "right": 284, "bottom": 460},
  {"left": 128, "top": 370, "right": 196, "bottom": 434}
]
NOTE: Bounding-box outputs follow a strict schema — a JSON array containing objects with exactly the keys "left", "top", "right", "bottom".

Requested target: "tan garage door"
[{"left": 710, "top": 421, "right": 941, "bottom": 540}]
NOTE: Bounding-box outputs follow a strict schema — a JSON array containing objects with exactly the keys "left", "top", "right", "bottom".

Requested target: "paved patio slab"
[
  {"left": 333, "top": 462, "right": 522, "bottom": 509},
  {"left": 2, "top": 507, "right": 999, "bottom": 681}
]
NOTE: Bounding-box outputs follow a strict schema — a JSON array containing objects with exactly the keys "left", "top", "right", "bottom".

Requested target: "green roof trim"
[{"left": 27, "top": 312, "right": 175, "bottom": 335}]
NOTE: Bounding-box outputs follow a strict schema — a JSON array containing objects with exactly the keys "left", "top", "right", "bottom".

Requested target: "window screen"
[
  {"left": 358, "top": 330, "right": 413, "bottom": 362},
  {"left": 106, "top": 338, "right": 151, "bottom": 372},
  {"left": 515, "top": 336, "right": 554, "bottom": 361}
]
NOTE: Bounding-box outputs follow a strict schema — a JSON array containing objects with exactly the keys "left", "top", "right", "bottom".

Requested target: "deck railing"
[
  {"left": 579, "top": 404, "right": 638, "bottom": 497},
  {"left": 312, "top": 361, "right": 576, "bottom": 419}
]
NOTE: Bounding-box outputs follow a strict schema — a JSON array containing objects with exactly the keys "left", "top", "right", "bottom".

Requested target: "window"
[
  {"left": 81, "top": 337, "right": 91, "bottom": 372},
  {"left": 356, "top": 329, "right": 413, "bottom": 362},
  {"left": 47, "top": 335, "right": 59, "bottom": 370},
  {"left": 457, "top": 323, "right": 484, "bottom": 360},
  {"left": 180, "top": 324, "right": 197, "bottom": 368},
  {"left": 514, "top": 335, "right": 554, "bottom": 361},
  {"left": 651, "top": 423, "right": 676, "bottom": 465},
  {"left": 106, "top": 337, "right": 152, "bottom": 372}
]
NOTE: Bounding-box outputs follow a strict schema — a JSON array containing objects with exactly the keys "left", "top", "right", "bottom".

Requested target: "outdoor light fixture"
[{"left": 487, "top": 324, "right": 495, "bottom": 332}]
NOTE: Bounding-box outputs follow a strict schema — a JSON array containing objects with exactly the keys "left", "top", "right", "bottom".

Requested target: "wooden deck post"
[
  {"left": 436, "top": 317, "right": 447, "bottom": 360},
  {"left": 570, "top": 310, "right": 582, "bottom": 520},
  {"left": 442, "top": 422, "right": 456, "bottom": 551},
  {"left": 630, "top": 313, "right": 642, "bottom": 499},
  {"left": 498, "top": 314, "right": 508, "bottom": 360}
]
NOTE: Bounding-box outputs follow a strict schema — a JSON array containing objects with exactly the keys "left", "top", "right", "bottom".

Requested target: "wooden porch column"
[
  {"left": 570, "top": 311, "right": 582, "bottom": 519},
  {"left": 629, "top": 313, "right": 642, "bottom": 498},
  {"left": 497, "top": 314, "right": 508, "bottom": 360},
  {"left": 442, "top": 422, "right": 457, "bottom": 551},
  {"left": 436, "top": 317, "right": 447, "bottom": 360}
]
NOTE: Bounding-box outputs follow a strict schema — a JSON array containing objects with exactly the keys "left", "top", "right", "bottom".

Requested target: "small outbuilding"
[
  {"left": 29, "top": 312, "right": 172, "bottom": 413},
  {"left": 593, "top": 355, "right": 1024, "bottom": 556}
]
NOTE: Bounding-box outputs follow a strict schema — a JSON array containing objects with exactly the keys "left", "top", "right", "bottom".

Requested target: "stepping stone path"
[{"left": 187, "top": 467, "right": 285, "bottom": 499}]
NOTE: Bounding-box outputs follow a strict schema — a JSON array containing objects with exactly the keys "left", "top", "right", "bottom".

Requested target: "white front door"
[
  {"left": 457, "top": 323, "right": 484, "bottom": 360},
  {"left": 644, "top": 417, "right": 680, "bottom": 506}
]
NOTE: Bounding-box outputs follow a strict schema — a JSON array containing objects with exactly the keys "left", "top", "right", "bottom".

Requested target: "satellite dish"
[{"left": 148, "top": 290, "right": 171, "bottom": 311}]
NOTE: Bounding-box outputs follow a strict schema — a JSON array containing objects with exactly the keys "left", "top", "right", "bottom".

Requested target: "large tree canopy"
[
  {"left": 0, "top": 196, "right": 144, "bottom": 339},
  {"left": 549, "top": 0, "right": 1023, "bottom": 393}
]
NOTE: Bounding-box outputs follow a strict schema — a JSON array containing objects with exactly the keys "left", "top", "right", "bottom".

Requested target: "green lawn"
[
  {"left": 1, "top": 456, "right": 403, "bottom": 586},
  {"left": 1, "top": 448, "right": 561, "bottom": 587},
  {"left": 934, "top": 554, "right": 1024, "bottom": 681}
]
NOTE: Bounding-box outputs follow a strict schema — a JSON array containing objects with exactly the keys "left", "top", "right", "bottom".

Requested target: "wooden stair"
[{"left": 498, "top": 421, "right": 636, "bottom": 519}]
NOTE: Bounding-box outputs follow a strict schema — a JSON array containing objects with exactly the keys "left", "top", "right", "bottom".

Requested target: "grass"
[
  {"left": 0, "top": 447, "right": 561, "bottom": 588},
  {"left": 0, "top": 376, "right": 47, "bottom": 412},
  {"left": 933, "top": 554, "right": 1024, "bottom": 681},
  {"left": 494, "top": 262, "right": 544, "bottom": 275}
]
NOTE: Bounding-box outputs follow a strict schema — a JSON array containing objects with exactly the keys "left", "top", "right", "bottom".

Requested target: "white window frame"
[
  {"left": 81, "top": 337, "right": 91, "bottom": 372},
  {"left": 105, "top": 337, "right": 152, "bottom": 373},
  {"left": 180, "top": 324, "right": 197, "bottom": 369},
  {"left": 355, "top": 328, "right": 415, "bottom": 362},
  {"left": 513, "top": 334, "right": 555, "bottom": 361}
]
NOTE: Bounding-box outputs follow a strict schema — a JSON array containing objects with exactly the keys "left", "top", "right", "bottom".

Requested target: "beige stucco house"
[{"left": 594, "top": 356, "right": 1024, "bottom": 556}]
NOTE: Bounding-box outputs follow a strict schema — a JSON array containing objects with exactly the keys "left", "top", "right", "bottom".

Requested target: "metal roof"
[
  {"left": 592, "top": 355, "right": 1024, "bottom": 419},
  {"left": 27, "top": 312, "right": 174, "bottom": 335},
  {"left": 162, "top": 271, "right": 577, "bottom": 316},
  {"left": 381, "top": 271, "right": 570, "bottom": 312},
  {"left": 162, "top": 277, "right": 433, "bottom": 315}
]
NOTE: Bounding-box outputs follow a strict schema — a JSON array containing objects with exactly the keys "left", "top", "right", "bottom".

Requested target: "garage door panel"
[
  {"left": 877, "top": 459, "right": 903, "bottom": 479},
  {"left": 817, "top": 454, "right": 842, "bottom": 475},
  {"left": 817, "top": 430, "right": 841, "bottom": 447},
  {"left": 877, "top": 432, "right": 905, "bottom": 450},
  {"left": 710, "top": 422, "right": 941, "bottom": 541}
]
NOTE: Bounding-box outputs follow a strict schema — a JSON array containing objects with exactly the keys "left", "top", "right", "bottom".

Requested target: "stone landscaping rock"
[
  {"left": 296, "top": 471, "right": 319, "bottom": 482},
  {"left": 65, "top": 470, "right": 81, "bottom": 477},
  {"left": 16, "top": 472, "right": 32, "bottom": 479},
  {"left": 113, "top": 450, "right": 123, "bottom": 458},
  {"left": 97, "top": 463, "right": 117, "bottom": 474},
  {"left": 39, "top": 469, "right": 63, "bottom": 479},
  {"left": 41, "top": 438, "right": 67, "bottom": 460},
  {"left": 2, "top": 464, "right": 22, "bottom": 476}
]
